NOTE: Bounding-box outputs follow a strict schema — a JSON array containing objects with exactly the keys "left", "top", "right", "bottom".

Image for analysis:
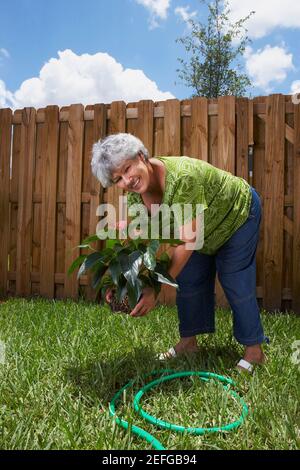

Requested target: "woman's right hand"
[{"left": 105, "top": 288, "right": 114, "bottom": 304}]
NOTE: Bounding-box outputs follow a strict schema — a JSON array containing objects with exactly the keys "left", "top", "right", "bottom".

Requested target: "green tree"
[{"left": 176, "top": 0, "right": 255, "bottom": 98}]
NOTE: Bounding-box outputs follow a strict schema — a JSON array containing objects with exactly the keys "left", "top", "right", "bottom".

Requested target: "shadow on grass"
[{"left": 64, "top": 344, "right": 242, "bottom": 406}]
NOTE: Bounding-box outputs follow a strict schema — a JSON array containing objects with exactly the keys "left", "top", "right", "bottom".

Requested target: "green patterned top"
[{"left": 126, "top": 156, "right": 252, "bottom": 255}]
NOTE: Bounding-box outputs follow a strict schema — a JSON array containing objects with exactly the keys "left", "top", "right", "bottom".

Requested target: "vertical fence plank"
[
  {"left": 160, "top": 99, "right": 181, "bottom": 305},
  {"left": 55, "top": 116, "right": 68, "bottom": 299},
  {"left": 16, "top": 108, "right": 36, "bottom": 297},
  {"left": 85, "top": 104, "right": 107, "bottom": 301},
  {"left": 293, "top": 103, "right": 300, "bottom": 314},
  {"left": 81, "top": 105, "right": 95, "bottom": 301},
  {"left": 263, "top": 95, "right": 285, "bottom": 311},
  {"left": 253, "top": 97, "right": 266, "bottom": 307},
  {"left": 181, "top": 99, "right": 192, "bottom": 157},
  {"left": 164, "top": 99, "right": 181, "bottom": 156},
  {"left": 40, "top": 106, "right": 59, "bottom": 298},
  {"left": 215, "top": 96, "right": 236, "bottom": 308},
  {"left": 209, "top": 99, "right": 218, "bottom": 166},
  {"left": 126, "top": 102, "right": 138, "bottom": 136},
  {"left": 154, "top": 101, "right": 165, "bottom": 156},
  {"left": 248, "top": 99, "right": 254, "bottom": 146},
  {"left": 217, "top": 96, "right": 236, "bottom": 173},
  {"left": 163, "top": 99, "right": 181, "bottom": 158},
  {"left": 137, "top": 100, "right": 154, "bottom": 157},
  {"left": 9, "top": 119, "right": 21, "bottom": 296},
  {"left": 283, "top": 111, "right": 294, "bottom": 312},
  {"left": 236, "top": 98, "right": 249, "bottom": 181},
  {"left": 64, "top": 104, "right": 84, "bottom": 299},
  {"left": 31, "top": 120, "right": 43, "bottom": 296},
  {"left": 106, "top": 101, "right": 126, "bottom": 228},
  {"left": 191, "top": 97, "right": 208, "bottom": 161},
  {"left": 0, "top": 109, "right": 12, "bottom": 298}
]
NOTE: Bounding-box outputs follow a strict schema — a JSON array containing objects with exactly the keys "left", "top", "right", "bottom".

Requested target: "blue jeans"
[{"left": 175, "top": 187, "right": 267, "bottom": 346}]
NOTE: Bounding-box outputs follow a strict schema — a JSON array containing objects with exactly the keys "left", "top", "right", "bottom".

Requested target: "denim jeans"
[{"left": 175, "top": 187, "right": 267, "bottom": 346}]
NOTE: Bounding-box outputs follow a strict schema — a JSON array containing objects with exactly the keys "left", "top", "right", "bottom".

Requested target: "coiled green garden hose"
[{"left": 109, "top": 369, "right": 249, "bottom": 450}]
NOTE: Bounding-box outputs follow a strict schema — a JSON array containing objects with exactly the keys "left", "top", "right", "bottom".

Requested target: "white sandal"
[
  {"left": 156, "top": 347, "right": 177, "bottom": 361},
  {"left": 236, "top": 359, "right": 254, "bottom": 373}
]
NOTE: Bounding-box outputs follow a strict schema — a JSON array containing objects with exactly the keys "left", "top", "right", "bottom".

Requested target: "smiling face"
[{"left": 111, "top": 153, "right": 150, "bottom": 193}]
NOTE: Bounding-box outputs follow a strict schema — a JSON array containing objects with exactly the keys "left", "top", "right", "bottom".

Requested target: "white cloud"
[
  {"left": 0, "top": 49, "right": 174, "bottom": 109},
  {"left": 0, "top": 79, "right": 14, "bottom": 107},
  {"left": 135, "top": 0, "right": 171, "bottom": 28},
  {"left": 291, "top": 80, "right": 300, "bottom": 94},
  {"left": 227, "top": 0, "right": 300, "bottom": 38},
  {"left": 245, "top": 45, "right": 294, "bottom": 92},
  {"left": 175, "top": 6, "right": 197, "bottom": 25},
  {"left": 0, "top": 48, "right": 10, "bottom": 58}
]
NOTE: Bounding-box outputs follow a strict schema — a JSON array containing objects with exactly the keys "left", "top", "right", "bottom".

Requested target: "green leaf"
[
  {"left": 108, "top": 258, "right": 122, "bottom": 285},
  {"left": 143, "top": 248, "right": 156, "bottom": 271},
  {"left": 153, "top": 265, "right": 179, "bottom": 288},
  {"left": 126, "top": 279, "right": 143, "bottom": 309},
  {"left": 105, "top": 239, "right": 119, "bottom": 250},
  {"left": 149, "top": 239, "right": 160, "bottom": 256},
  {"left": 116, "top": 277, "right": 128, "bottom": 303},
  {"left": 67, "top": 255, "right": 87, "bottom": 276},
  {"left": 118, "top": 251, "right": 143, "bottom": 286},
  {"left": 92, "top": 264, "right": 108, "bottom": 290},
  {"left": 138, "top": 274, "right": 153, "bottom": 288},
  {"left": 77, "top": 252, "right": 106, "bottom": 279},
  {"left": 81, "top": 234, "right": 100, "bottom": 245}
]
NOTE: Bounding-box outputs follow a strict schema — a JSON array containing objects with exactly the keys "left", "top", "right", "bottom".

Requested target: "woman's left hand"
[{"left": 130, "top": 287, "right": 158, "bottom": 317}]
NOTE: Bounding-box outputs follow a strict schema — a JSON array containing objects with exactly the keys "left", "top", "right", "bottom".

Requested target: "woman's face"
[{"left": 111, "top": 153, "right": 150, "bottom": 193}]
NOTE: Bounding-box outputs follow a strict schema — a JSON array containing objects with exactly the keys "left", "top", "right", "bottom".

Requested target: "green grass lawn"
[{"left": 0, "top": 297, "right": 299, "bottom": 450}]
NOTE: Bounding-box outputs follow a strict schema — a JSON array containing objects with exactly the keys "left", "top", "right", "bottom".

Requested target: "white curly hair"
[{"left": 91, "top": 133, "right": 149, "bottom": 188}]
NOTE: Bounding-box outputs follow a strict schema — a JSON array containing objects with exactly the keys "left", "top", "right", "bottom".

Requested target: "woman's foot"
[
  {"left": 243, "top": 344, "right": 265, "bottom": 364},
  {"left": 157, "top": 336, "right": 199, "bottom": 361},
  {"left": 237, "top": 344, "right": 265, "bottom": 372},
  {"left": 174, "top": 336, "right": 200, "bottom": 355}
]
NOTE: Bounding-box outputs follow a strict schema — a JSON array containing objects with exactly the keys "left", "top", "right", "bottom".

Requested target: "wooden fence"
[{"left": 0, "top": 95, "right": 299, "bottom": 313}]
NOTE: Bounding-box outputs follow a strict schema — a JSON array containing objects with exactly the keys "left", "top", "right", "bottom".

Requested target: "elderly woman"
[{"left": 91, "top": 133, "right": 268, "bottom": 372}]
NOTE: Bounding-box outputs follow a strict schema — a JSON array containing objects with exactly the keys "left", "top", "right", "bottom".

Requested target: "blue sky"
[{"left": 0, "top": 0, "right": 300, "bottom": 109}]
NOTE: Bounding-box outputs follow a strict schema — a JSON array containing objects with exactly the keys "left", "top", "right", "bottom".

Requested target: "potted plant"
[{"left": 68, "top": 232, "right": 182, "bottom": 314}]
